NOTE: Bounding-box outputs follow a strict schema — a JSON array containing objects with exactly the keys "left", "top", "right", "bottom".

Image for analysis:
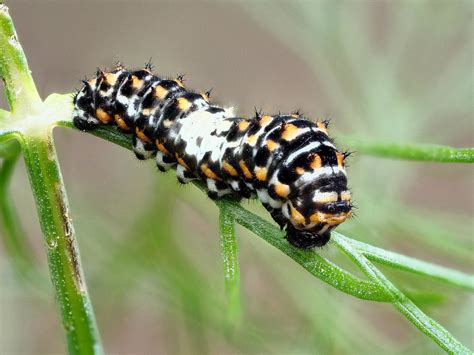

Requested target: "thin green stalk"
[
  {"left": 217, "top": 203, "right": 242, "bottom": 325},
  {"left": 342, "top": 136, "right": 474, "bottom": 163},
  {"left": 0, "top": 4, "right": 42, "bottom": 113},
  {"left": 332, "top": 234, "right": 471, "bottom": 354},
  {"left": 21, "top": 132, "right": 102, "bottom": 355},
  {"left": 338, "top": 233, "right": 474, "bottom": 290}
]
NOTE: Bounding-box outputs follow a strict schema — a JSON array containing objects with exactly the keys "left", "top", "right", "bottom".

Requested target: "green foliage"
[{"left": 0, "top": 3, "right": 472, "bottom": 354}]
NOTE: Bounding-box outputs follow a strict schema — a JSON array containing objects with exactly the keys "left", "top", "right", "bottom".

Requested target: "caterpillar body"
[{"left": 73, "top": 63, "right": 352, "bottom": 248}]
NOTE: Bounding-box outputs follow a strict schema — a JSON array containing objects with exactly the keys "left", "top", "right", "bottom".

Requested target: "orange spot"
[
  {"left": 177, "top": 97, "right": 192, "bottom": 111},
  {"left": 155, "top": 85, "right": 169, "bottom": 99},
  {"left": 316, "top": 120, "right": 328, "bottom": 134},
  {"left": 131, "top": 75, "right": 143, "bottom": 90},
  {"left": 274, "top": 183, "right": 290, "bottom": 198},
  {"left": 296, "top": 167, "right": 305, "bottom": 175},
  {"left": 223, "top": 161, "right": 238, "bottom": 177},
  {"left": 238, "top": 120, "right": 250, "bottom": 131},
  {"left": 201, "top": 164, "right": 221, "bottom": 181},
  {"left": 95, "top": 108, "right": 112, "bottom": 123},
  {"left": 290, "top": 205, "right": 305, "bottom": 225},
  {"left": 104, "top": 72, "right": 118, "bottom": 86},
  {"left": 281, "top": 123, "right": 301, "bottom": 141},
  {"left": 310, "top": 153, "right": 322, "bottom": 169},
  {"left": 175, "top": 153, "right": 190, "bottom": 170},
  {"left": 135, "top": 127, "right": 152, "bottom": 144},
  {"left": 114, "top": 114, "right": 130, "bottom": 131},
  {"left": 341, "top": 191, "right": 351, "bottom": 201},
  {"left": 266, "top": 139, "right": 279, "bottom": 151},
  {"left": 336, "top": 152, "right": 344, "bottom": 168},
  {"left": 319, "top": 212, "right": 351, "bottom": 226},
  {"left": 174, "top": 79, "right": 184, "bottom": 88},
  {"left": 156, "top": 140, "right": 170, "bottom": 155},
  {"left": 259, "top": 115, "right": 273, "bottom": 126},
  {"left": 246, "top": 135, "right": 258, "bottom": 146},
  {"left": 239, "top": 160, "right": 253, "bottom": 179},
  {"left": 309, "top": 212, "right": 320, "bottom": 224},
  {"left": 142, "top": 108, "right": 152, "bottom": 116},
  {"left": 255, "top": 167, "right": 267, "bottom": 181}
]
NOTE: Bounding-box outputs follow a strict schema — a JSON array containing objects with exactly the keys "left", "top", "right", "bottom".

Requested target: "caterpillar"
[{"left": 72, "top": 63, "right": 352, "bottom": 248}]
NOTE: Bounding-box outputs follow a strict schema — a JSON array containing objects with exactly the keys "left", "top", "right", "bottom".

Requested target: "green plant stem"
[
  {"left": 332, "top": 234, "right": 470, "bottom": 354},
  {"left": 340, "top": 234, "right": 474, "bottom": 290},
  {"left": 342, "top": 136, "right": 474, "bottom": 163},
  {"left": 21, "top": 132, "right": 102, "bottom": 355},
  {"left": 217, "top": 203, "right": 242, "bottom": 325},
  {"left": 0, "top": 4, "right": 42, "bottom": 113}
]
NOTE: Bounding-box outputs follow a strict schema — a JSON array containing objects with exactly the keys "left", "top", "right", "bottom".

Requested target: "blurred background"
[{"left": 0, "top": 1, "right": 472, "bottom": 354}]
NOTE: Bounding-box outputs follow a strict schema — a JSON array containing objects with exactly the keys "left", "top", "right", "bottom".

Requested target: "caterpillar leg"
[
  {"left": 132, "top": 136, "right": 156, "bottom": 160},
  {"left": 206, "top": 179, "right": 232, "bottom": 199},
  {"left": 156, "top": 151, "right": 176, "bottom": 172},
  {"left": 176, "top": 165, "right": 196, "bottom": 184},
  {"left": 262, "top": 203, "right": 287, "bottom": 230}
]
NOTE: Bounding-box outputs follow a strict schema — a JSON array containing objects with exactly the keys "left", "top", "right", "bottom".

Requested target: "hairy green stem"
[
  {"left": 21, "top": 133, "right": 102, "bottom": 355},
  {"left": 342, "top": 136, "right": 474, "bottom": 163},
  {"left": 217, "top": 203, "right": 242, "bottom": 326}
]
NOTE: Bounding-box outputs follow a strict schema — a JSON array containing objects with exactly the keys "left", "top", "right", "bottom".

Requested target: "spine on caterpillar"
[{"left": 73, "top": 63, "right": 352, "bottom": 248}]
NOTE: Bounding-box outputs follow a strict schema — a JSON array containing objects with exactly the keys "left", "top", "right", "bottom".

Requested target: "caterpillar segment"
[{"left": 73, "top": 64, "right": 352, "bottom": 248}]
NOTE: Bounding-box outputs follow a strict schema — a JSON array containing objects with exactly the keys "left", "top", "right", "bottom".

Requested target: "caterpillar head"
[{"left": 282, "top": 150, "right": 352, "bottom": 248}]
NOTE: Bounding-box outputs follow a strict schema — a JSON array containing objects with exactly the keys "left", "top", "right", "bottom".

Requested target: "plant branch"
[
  {"left": 21, "top": 133, "right": 103, "bottom": 355},
  {"left": 218, "top": 203, "right": 242, "bottom": 326},
  {"left": 332, "top": 234, "right": 470, "bottom": 354},
  {"left": 338, "top": 233, "right": 474, "bottom": 290},
  {"left": 342, "top": 136, "right": 474, "bottom": 163},
  {"left": 0, "top": 4, "right": 41, "bottom": 113}
]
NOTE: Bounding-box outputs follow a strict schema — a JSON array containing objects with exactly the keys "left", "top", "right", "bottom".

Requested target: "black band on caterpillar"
[{"left": 72, "top": 63, "right": 353, "bottom": 248}]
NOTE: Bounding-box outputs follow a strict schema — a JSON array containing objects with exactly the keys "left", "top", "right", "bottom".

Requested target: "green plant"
[{"left": 0, "top": 4, "right": 472, "bottom": 354}]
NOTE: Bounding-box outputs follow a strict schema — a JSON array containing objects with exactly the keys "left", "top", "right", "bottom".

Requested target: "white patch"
[
  {"left": 296, "top": 166, "right": 346, "bottom": 187},
  {"left": 256, "top": 189, "right": 270, "bottom": 204},
  {"left": 282, "top": 141, "right": 321, "bottom": 166},
  {"left": 312, "top": 191, "right": 338, "bottom": 203},
  {"left": 177, "top": 110, "right": 227, "bottom": 165},
  {"left": 282, "top": 202, "right": 291, "bottom": 219},
  {"left": 322, "top": 140, "right": 336, "bottom": 149},
  {"left": 230, "top": 181, "right": 240, "bottom": 191},
  {"left": 268, "top": 197, "right": 282, "bottom": 209}
]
